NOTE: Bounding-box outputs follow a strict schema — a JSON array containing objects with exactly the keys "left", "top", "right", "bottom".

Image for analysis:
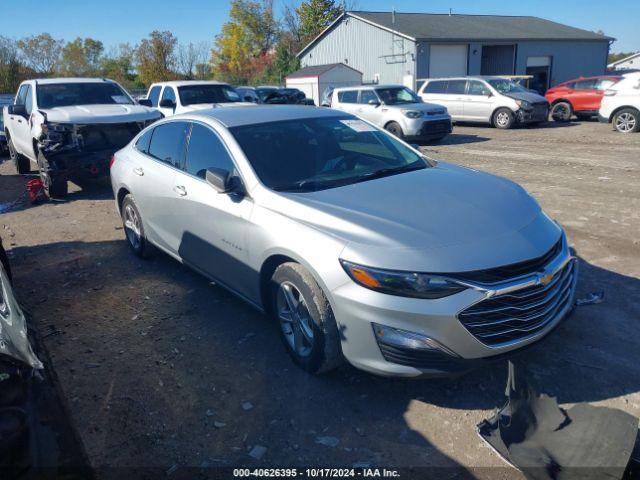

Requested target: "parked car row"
[{"left": 1, "top": 72, "right": 636, "bottom": 378}]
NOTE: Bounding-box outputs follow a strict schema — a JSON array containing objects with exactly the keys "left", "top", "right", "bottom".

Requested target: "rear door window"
[
  {"left": 446, "top": 80, "right": 467, "bottom": 95},
  {"left": 184, "top": 123, "right": 236, "bottom": 179},
  {"left": 148, "top": 121, "right": 189, "bottom": 168},
  {"left": 424, "top": 81, "right": 447, "bottom": 94},
  {"left": 574, "top": 79, "right": 597, "bottom": 90},
  {"left": 338, "top": 90, "right": 358, "bottom": 103},
  {"left": 147, "top": 86, "right": 161, "bottom": 107}
]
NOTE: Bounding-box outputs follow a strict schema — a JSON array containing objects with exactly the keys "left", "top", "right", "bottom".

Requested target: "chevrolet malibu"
[{"left": 110, "top": 106, "right": 577, "bottom": 377}]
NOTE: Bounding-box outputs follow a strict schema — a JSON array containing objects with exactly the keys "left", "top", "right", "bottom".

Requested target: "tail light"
[{"left": 109, "top": 155, "right": 116, "bottom": 168}]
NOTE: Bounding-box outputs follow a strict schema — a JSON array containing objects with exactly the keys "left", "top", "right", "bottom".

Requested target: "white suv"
[
  {"left": 599, "top": 72, "right": 640, "bottom": 133},
  {"left": 141, "top": 81, "right": 254, "bottom": 117},
  {"left": 418, "top": 76, "right": 549, "bottom": 129},
  {"left": 331, "top": 85, "right": 452, "bottom": 142}
]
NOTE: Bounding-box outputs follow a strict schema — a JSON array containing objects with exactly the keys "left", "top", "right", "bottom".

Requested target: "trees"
[
  {"left": 17, "top": 33, "right": 63, "bottom": 76},
  {"left": 0, "top": 36, "right": 23, "bottom": 93},
  {"left": 211, "top": 0, "right": 278, "bottom": 84},
  {"left": 137, "top": 31, "right": 178, "bottom": 86},
  {"left": 297, "top": 0, "right": 344, "bottom": 45},
  {"left": 177, "top": 42, "right": 210, "bottom": 80},
  {"left": 60, "top": 37, "right": 104, "bottom": 76}
]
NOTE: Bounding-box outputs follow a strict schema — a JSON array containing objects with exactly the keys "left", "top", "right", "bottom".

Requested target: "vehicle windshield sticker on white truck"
[
  {"left": 111, "top": 95, "right": 130, "bottom": 104},
  {"left": 340, "top": 119, "right": 377, "bottom": 132}
]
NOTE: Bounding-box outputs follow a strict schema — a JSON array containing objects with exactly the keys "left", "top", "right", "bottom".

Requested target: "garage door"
[{"left": 429, "top": 44, "right": 468, "bottom": 78}]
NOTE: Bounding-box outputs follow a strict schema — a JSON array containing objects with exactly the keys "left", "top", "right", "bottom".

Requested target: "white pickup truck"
[
  {"left": 140, "top": 81, "right": 254, "bottom": 117},
  {"left": 3, "top": 78, "right": 161, "bottom": 198}
]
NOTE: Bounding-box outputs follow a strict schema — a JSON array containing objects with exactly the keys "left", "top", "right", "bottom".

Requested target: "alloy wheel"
[
  {"left": 615, "top": 112, "right": 636, "bottom": 133},
  {"left": 496, "top": 112, "right": 510, "bottom": 127},
  {"left": 123, "top": 204, "right": 142, "bottom": 250},
  {"left": 552, "top": 104, "right": 570, "bottom": 121},
  {"left": 277, "top": 281, "right": 315, "bottom": 357}
]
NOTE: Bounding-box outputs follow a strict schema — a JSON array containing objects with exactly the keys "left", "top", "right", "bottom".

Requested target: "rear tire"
[
  {"left": 7, "top": 136, "right": 30, "bottom": 174},
  {"left": 551, "top": 101, "right": 572, "bottom": 122},
  {"left": 271, "top": 262, "right": 343, "bottom": 374},
  {"left": 612, "top": 108, "right": 640, "bottom": 133},
  {"left": 121, "top": 194, "right": 152, "bottom": 258},
  {"left": 492, "top": 108, "right": 515, "bottom": 129},
  {"left": 385, "top": 122, "right": 405, "bottom": 140}
]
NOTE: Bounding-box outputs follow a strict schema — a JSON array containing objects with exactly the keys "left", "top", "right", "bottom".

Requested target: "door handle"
[
  {"left": 173, "top": 185, "right": 187, "bottom": 197},
  {"left": 17, "top": 119, "right": 22, "bottom": 123},
  {"left": 133, "top": 167, "right": 144, "bottom": 176}
]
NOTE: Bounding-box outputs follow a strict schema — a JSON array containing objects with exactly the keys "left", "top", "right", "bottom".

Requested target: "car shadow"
[
  {"left": 436, "top": 133, "right": 491, "bottom": 146},
  {"left": 6, "top": 238, "right": 639, "bottom": 472}
]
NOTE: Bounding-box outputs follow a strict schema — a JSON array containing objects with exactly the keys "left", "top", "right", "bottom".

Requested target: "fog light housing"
[{"left": 372, "top": 323, "right": 458, "bottom": 357}]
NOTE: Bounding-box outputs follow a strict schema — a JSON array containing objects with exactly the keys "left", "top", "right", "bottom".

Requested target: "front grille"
[
  {"left": 78, "top": 123, "right": 142, "bottom": 152},
  {"left": 427, "top": 109, "right": 446, "bottom": 116},
  {"left": 450, "top": 238, "right": 562, "bottom": 285},
  {"left": 458, "top": 259, "right": 576, "bottom": 347},
  {"left": 420, "top": 119, "right": 451, "bottom": 134}
]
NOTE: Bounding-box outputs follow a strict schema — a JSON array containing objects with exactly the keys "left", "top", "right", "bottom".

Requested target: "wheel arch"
[
  {"left": 490, "top": 106, "right": 516, "bottom": 126},
  {"left": 610, "top": 105, "right": 639, "bottom": 122},
  {"left": 116, "top": 187, "right": 131, "bottom": 214},
  {"left": 550, "top": 98, "right": 572, "bottom": 107}
]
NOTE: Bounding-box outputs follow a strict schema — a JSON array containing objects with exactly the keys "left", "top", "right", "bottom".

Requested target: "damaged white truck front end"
[{"left": 3, "top": 78, "right": 161, "bottom": 198}]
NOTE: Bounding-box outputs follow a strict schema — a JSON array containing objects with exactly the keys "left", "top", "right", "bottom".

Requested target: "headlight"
[
  {"left": 340, "top": 260, "right": 467, "bottom": 299},
  {"left": 41, "top": 122, "right": 73, "bottom": 134},
  {"left": 402, "top": 110, "right": 424, "bottom": 119},
  {"left": 603, "top": 89, "right": 617, "bottom": 96},
  {"left": 515, "top": 100, "right": 531, "bottom": 109}
]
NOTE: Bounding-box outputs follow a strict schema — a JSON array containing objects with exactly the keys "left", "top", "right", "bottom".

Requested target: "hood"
[
  {"left": 41, "top": 104, "right": 161, "bottom": 124},
  {"left": 504, "top": 91, "right": 548, "bottom": 104},
  {"left": 270, "top": 163, "right": 561, "bottom": 272},
  {"left": 386, "top": 102, "right": 447, "bottom": 113},
  {"left": 180, "top": 102, "right": 256, "bottom": 112}
]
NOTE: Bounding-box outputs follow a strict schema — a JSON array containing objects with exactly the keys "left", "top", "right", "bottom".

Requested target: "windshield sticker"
[
  {"left": 340, "top": 119, "right": 376, "bottom": 132},
  {"left": 111, "top": 95, "right": 130, "bottom": 104}
]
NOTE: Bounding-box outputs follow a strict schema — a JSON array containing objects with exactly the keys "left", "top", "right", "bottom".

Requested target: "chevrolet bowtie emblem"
[{"left": 539, "top": 272, "right": 554, "bottom": 286}]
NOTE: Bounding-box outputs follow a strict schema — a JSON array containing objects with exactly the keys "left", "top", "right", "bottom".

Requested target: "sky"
[{"left": 1, "top": 0, "right": 638, "bottom": 53}]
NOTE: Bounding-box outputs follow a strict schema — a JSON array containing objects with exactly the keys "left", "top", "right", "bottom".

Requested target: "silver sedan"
[{"left": 110, "top": 106, "right": 577, "bottom": 377}]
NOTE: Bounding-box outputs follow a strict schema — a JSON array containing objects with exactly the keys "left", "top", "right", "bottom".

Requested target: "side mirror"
[
  {"left": 159, "top": 99, "right": 176, "bottom": 109},
  {"left": 486, "top": 91, "right": 493, "bottom": 97},
  {"left": 138, "top": 99, "right": 152, "bottom": 107},
  {"left": 206, "top": 167, "right": 243, "bottom": 195},
  {"left": 8, "top": 104, "right": 27, "bottom": 116},
  {"left": 368, "top": 99, "right": 381, "bottom": 106}
]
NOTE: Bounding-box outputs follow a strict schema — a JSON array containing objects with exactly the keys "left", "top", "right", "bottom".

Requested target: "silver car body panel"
[{"left": 111, "top": 106, "right": 575, "bottom": 377}]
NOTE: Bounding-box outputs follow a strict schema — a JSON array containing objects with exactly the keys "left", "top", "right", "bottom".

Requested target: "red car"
[{"left": 546, "top": 76, "right": 621, "bottom": 121}]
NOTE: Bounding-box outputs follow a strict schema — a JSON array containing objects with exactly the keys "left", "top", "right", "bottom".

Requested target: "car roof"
[
  {"left": 559, "top": 75, "right": 621, "bottom": 83},
  {"left": 426, "top": 76, "right": 508, "bottom": 81},
  {"left": 28, "top": 78, "right": 119, "bottom": 85},
  {"left": 189, "top": 105, "right": 349, "bottom": 128},
  {"left": 150, "top": 80, "right": 229, "bottom": 88},
  {"left": 336, "top": 84, "right": 406, "bottom": 91}
]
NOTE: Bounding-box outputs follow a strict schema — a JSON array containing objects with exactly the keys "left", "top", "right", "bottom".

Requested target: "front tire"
[
  {"left": 271, "top": 262, "right": 343, "bottom": 374},
  {"left": 551, "top": 101, "right": 573, "bottom": 122},
  {"left": 612, "top": 108, "right": 640, "bottom": 133},
  {"left": 493, "top": 108, "right": 515, "bottom": 129},
  {"left": 7, "top": 136, "right": 30, "bottom": 174},
  {"left": 385, "top": 122, "right": 405, "bottom": 140},
  {"left": 121, "top": 194, "right": 152, "bottom": 258}
]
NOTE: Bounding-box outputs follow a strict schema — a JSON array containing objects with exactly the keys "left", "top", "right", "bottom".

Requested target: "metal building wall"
[{"left": 300, "top": 16, "right": 416, "bottom": 86}]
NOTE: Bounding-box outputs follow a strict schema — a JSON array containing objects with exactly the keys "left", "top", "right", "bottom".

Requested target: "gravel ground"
[{"left": 0, "top": 119, "right": 638, "bottom": 478}]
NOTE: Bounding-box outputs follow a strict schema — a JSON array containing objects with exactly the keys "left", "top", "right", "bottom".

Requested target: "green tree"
[
  {"left": 60, "top": 37, "right": 104, "bottom": 76},
  {"left": 0, "top": 36, "right": 23, "bottom": 93},
  {"left": 608, "top": 51, "right": 636, "bottom": 64},
  {"left": 296, "top": 0, "right": 343, "bottom": 44},
  {"left": 18, "top": 33, "right": 63, "bottom": 75},
  {"left": 136, "top": 31, "right": 178, "bottom": 86},
  {"left": 211, "top": 0, "right": 278, "bottom": 84},
  {"left": 101, "top": 43, "right": 139, "bottom": 88}
]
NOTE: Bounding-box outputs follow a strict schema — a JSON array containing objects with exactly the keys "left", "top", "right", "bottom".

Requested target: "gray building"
[{"left": 298, "top": 11, "right": 613, "bottom": 93}]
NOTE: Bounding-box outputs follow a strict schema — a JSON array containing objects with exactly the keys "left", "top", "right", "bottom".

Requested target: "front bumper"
[
  {"left": 331, "top": 241, "right": 577, "bottom": 377},
  {"left": 403, "top": 116, "right": 452, "bottom": 139},
  {"left": 517, "top": 105, "right": 549, "bottom": 124},
  {"left": 40, "top": 149, "right": 113, "bottom": 180}
]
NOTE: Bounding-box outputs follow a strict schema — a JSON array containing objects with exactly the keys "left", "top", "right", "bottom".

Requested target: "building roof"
[
  {"left": 299, "top": 11, "right": 612, "bottom": 57},
  {"left": 608, "top": 52, "right": 640, "bottom": 68},
  {"left": 286, "top": 63, "right": 362, "bottom": 79}
]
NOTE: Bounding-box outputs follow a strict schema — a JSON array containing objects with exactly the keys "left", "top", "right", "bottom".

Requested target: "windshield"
[
  {"left": 256, "top": 88, "right": 278, "bottom": 102},
  {"left": 487, "top": 79, "right": 528, "bottom": 94},
  {"left": 230, "top": 116, "right": 427, "bottom": 193},
  {"left": 376, "top": 87, "right": 421, "bottom": 105},
  {"left": 178, "top": 85, "right": 241, "bottom": 105},
  {"left": 37, "top": 83, "right": 133, "bottom": 108}
]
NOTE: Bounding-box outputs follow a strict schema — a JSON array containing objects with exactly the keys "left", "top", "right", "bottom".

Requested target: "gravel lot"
[{"left": 0, "top": 119, "right": 639, "bottom": 478}]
